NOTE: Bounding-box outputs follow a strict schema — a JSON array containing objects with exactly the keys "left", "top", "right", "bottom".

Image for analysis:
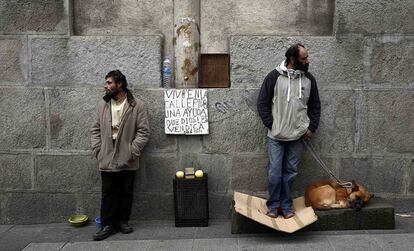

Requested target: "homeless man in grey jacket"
[
  {"left": 257, "top": 44, "right": 321, "bottom": 219},
  {"left": 91, "top": 70, "right": 150, "bottom": 241}
]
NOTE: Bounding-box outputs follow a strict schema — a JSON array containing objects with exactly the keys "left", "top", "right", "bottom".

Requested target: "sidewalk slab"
[
  {"left": 14, "top": 234, "right": 414, "bottom": 251},
  {"left": 327, "top": 233, "right": 414, "bottom": 250},
  {"left": 1, "top": 217, "right": 413, "bottom": 251},
  {"left": 22, "top": 242, "right": 65, "bottom": 251},
  {"left": 192, "top": 238, "right": 238, "bottom": 251},
  {"left": 238, "top": 235, "right": 332, "bottom": 250},
  {"left": 0, "top": 225, "right": 12, "bottom": 235},
  {"left": 61, "top": 239, "right": 194, "bottom": 251}
]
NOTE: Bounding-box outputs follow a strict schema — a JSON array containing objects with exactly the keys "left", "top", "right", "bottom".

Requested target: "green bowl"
[{"left": 68, "top": 214, "right": 88, "bottom": 227}]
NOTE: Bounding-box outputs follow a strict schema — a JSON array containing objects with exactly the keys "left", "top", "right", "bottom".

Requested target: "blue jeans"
[{"left": 266, "top": 137, "right": 303, "bottom": 214}]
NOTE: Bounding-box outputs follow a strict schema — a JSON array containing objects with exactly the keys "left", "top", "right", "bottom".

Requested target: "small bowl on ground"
[{"left": 68, "top": 214, "right": 88, "bottom": 227}]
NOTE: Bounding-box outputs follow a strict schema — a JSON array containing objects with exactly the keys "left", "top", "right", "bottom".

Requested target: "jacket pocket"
[
  {"left": 93, "top": 147, "right": 100, "bottom": 159},
  {"left": 96, "top": 145, "right": 104, "bottom": 161},
  {"left": 128, "top": 143, "right": 139, "bottom": 161},
  {"left": 96, "top": 149, "right": 102, "bottom": 160}
]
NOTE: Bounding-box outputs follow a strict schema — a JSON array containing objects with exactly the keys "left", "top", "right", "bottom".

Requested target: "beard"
[
  {"left": 103, "top": 88, "right": 120, "bottom": 100},
  {"left": 294, "top": 61, "right": 309, "bottom": 72}
]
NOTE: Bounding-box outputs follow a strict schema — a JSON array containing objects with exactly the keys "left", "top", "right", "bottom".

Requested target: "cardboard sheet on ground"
[{"left": 234, "top": 192, "right": 318, "bottom": 233}]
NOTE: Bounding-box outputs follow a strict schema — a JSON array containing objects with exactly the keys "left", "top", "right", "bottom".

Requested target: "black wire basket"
[{"left": 173, "top": 174, "right": 209, "bottom": 227}]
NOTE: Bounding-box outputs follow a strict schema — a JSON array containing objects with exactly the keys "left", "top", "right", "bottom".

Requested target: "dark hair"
[
  {"left": 105, "top": 70, "right": 128, "bottom": 90},
  {"left": 285, "top": 43, "right": 305, "bottom": 65}
]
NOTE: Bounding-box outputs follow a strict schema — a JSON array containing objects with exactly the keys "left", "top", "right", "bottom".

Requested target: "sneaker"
[
  {"left": 119, "top": 221, "right": 133, "bottom": 234},
  {"left": 282, "top": 210, "right": 295, "bottom": 219},
  {"left": 266, "top": 209, "right": 278, "bottom": 218},
  {"left": 93, "top": 225, "right": 117, "bottom": 241}
]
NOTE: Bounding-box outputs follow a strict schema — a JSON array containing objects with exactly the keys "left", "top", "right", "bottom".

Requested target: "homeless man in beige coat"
[{"left": 91, "top": 70, "right": 150, "bottom": 241}]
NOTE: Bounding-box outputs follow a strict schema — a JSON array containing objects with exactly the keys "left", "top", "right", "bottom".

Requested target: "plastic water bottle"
[{"left": 162, "top": 58, "right": 172, "bottom": 88}]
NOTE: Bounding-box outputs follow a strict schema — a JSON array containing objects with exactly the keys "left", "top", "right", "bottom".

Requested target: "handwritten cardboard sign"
[{"left": 164, "top": 89, "right": 209, "bottom": 135}]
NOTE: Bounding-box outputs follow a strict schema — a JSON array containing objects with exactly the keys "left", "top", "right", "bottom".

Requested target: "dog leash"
[{"left": 302, "top": 139, "right": 354, "bottom": 189}]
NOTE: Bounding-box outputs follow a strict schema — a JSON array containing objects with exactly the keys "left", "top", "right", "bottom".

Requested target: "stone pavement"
[{"left": 1, "top": 215, "right": 413, "bottom": 251}]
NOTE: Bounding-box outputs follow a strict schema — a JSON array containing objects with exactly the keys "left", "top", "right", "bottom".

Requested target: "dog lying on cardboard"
[{"left": 305, "top": 179, "right": 374, "bottom": 211}]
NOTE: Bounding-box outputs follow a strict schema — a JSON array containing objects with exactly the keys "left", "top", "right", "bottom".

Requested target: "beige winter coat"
[{"left": 91, "top": 94, "right": 150, "bottom": 172}]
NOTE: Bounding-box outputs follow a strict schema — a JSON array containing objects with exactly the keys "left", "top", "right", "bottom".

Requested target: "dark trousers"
[{"left": 100, "top": 170, "right": 136, "bottom": 227}]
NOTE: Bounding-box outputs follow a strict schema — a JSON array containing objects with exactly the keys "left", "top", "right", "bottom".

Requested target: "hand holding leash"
[{"left": 302, "top": 129, "right": 313, "bottom": 141}]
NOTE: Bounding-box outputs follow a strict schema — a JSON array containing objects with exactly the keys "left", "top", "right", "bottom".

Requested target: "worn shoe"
[
  {"left": 281, "top": 210, "right": 295, "bottom": 219},
  {"left": 93, "top": 225, "right": 117, "bottom": 241},
  {"left": 266, "top": 211, "right": 277, "bottom": 218},
  {"left": 266, "top": 208, "right": 278, "bottom": 218},
  {"left": 119, "top": 221, "right": 133, "bottom": 234}
]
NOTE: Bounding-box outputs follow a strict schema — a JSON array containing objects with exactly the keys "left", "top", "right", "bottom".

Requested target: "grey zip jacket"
[{"left": 257, "top": 60, "right": 321, "bottom": 141}]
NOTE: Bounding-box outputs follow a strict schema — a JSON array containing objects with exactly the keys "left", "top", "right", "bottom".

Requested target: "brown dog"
[{"left": 305, "top": 179, "right": 374, "bottom": 211}]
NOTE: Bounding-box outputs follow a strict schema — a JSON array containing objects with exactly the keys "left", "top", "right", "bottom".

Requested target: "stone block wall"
[
  {"left": 201, "top": 0, "right": 335, "bottom": 53},
  {"left": 72, "top": 0, "right": 173, "bottom": 58},
  {"left": 0, "top": 0, "right": 70, "bottom": 35},
  {"left": 0, "top": 0, "right": 413, "bottom": 224}
]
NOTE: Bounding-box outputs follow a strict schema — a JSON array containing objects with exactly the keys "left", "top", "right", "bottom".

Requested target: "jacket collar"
[
  {"left": 126, "top": 89, "right": 136, "bottom": 107},
  {"left": 276, "top": 60, "right": 304, "bottom": 78},
  {"left": 103, "top": 88, "right": 136, "bottom": 107}
]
